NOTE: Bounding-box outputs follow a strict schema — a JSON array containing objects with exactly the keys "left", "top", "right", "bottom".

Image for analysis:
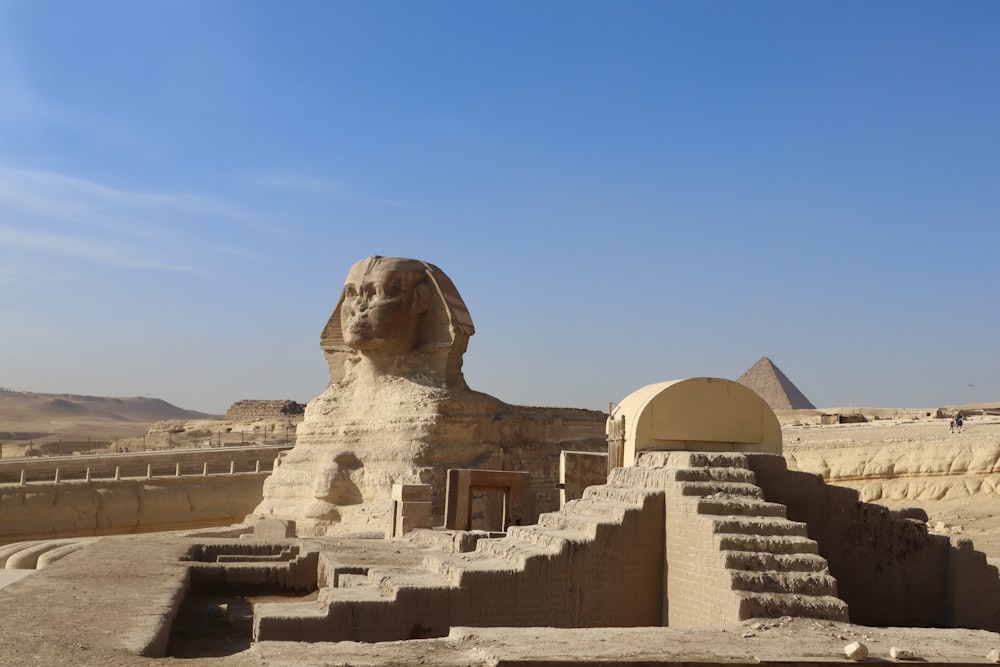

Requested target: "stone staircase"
[
  {"left": 254, "top": 477, "right": 664, "bottom": 642},
  {"left": 253, "top": 451, "right": 848, "bottom": 643},
  {"left": 636, "top": 451, "right": 848, "bottom": 625}
]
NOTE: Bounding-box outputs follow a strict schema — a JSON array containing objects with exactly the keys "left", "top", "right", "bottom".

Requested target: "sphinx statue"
[{"left": 252, "top": 256, "right": 605, "bottom": 536}]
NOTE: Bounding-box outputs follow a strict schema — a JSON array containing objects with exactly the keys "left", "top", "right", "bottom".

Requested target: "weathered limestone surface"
[
  {"left": 225, "top": 400, "right": 305, "bottom": 421},
  {"left": 788, "top": 438, "right": 1000, "bottom": 502},
  {"left": 252, "top": 257, "right": 605, "bottom": 535},
  {"left": 748, "top": 452, "right": 1000, "bottom": 629},
  {"left": 0, "top": 475, "right": 265, "bottom": 544}
]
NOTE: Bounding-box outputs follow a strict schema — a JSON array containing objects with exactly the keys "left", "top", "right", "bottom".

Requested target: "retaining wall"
[
  {"left": 0, "top": 445, "right": 290, "bottom": 484},
  {"left": 0, "top": 473, "right": 267, "bottom": 545},
  {"left": 747, "top": 452, "right": 1000, "bottom": 630}
]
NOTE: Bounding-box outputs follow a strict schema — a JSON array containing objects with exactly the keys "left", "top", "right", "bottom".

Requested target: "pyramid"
[{"left": 736, "top": 357, "right": 815, "bottom": 410}]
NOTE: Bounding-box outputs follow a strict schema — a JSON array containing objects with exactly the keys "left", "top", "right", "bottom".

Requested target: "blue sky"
[{"left": 1, "top": 1, "right": 997, "bottom": 414}]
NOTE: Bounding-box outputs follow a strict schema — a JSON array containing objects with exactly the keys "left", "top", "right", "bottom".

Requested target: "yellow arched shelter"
[{"left": 612, "top": 377, "right": 782, "bottom": 466}]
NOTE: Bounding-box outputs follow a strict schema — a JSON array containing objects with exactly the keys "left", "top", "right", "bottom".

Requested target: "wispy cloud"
[
  {"left": 0, "top": 165, "right": 255, "bottom": 235},
  {"left": 0, "top": 164, "right": 264, "bottom": 275},
  {"left": 0, "top": 224, "right": 199, "bottom": 272}
]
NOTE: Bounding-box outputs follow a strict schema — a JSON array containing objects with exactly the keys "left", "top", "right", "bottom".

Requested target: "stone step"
[
  {"left": 666, "top": 467, "right": 756, "bottom": 484},
  {"left": 407, "top": 529, "right": 456, "bottom": 552},
  {"left": 474, "top": 535, "right": 561, "bottom": 564},
  {"left": 316, "top": 582, "right": 390, "bottom": 605},
  {"left": 728, "top": 570, "right": 839, "bottom": 597},
  {"left": 582, "top": 484, "right": 657, "bottom": 507},
  {"left": 607, "top": 466, "right": 678, "bottom": 488},
  {"left": 636, "top": 451, "right": 749, "bottom": 470},
  {"left": 407, "top": 529, "right": 486, "bottom": 554},
  {"left": 537, "top": 510, "right": 605, "bottom": 535},
  {"left": 722, "top": 551, "right": 831, "bottom": 574},
  {"left": 505, "top": 524, "right": 592, "bottom": 551},
  {"left": 257, "top": 599, "right": 332, "bottom": 622},
  {"left": 676, "top": 481, "right": 763, "bottom": 499},
  {"left": 695, "top": 497, "right": 787, "bottom": 518},
  {"left": 337, "top": 573, "right": 373, "bottom": 589},
  {"left": 735, "top": 591, "right": 849, "bottom": 623},
  {"left": 715, "top": 533, "right": 819, "bottom": 555},
  {"left": 422, "top": 552, "right": 519, "bottom": 584},
  {"left": 708, "top": 516, "right": 808, "bottom": 537},
  {"left": 365, "top": 566, "right": 454, "bottom": 596},
  {"left": 562, "top": 497, "right": 634, "bottom": 522}
]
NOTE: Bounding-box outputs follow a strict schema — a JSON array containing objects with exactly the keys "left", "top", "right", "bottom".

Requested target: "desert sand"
[{"left": 0, "top": 390, "right": 217, "bottom": 457}]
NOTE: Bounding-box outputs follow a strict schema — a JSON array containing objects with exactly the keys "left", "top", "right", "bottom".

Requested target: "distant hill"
[{"left": 0, "top": 390, "right": 219, "bottom": 443}]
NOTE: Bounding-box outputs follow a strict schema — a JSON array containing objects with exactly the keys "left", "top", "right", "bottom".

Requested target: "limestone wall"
[
  {"left": 0, "top": 474, "right": 266, "bottom": 545},
  {"left": 0, "top": 445, "right": 290, "bottom": 484},
  {"left": 490, "top": 406, "right": 607, "bottom": 521},
  {"left": 225, "top": 400, "right": 305, "bottom": 421},
  {"left": 747, "top": 453, "right": 1000, "bottom": 630},
  {"left": 559, "top": 450, "right": 608, "bottom": 505}
]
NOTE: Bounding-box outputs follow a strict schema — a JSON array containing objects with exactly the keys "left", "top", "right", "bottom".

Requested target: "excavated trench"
[{"left": 166, "top": 542, "right": 319, "bottom": 658}]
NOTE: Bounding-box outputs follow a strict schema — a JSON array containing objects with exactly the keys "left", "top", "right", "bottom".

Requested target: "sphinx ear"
[{"left": 412, "top": 282, "right": 432, "bottom": 314}]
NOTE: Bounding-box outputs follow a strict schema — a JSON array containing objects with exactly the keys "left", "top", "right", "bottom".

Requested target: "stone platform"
[{"left": 0, "top": 530, "right": 996, "bottom": 667}]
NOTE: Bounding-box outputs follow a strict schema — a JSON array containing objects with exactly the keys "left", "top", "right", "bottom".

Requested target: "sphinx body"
[{"left": 253, "top": 256, "right": 605, "bottom": 536}]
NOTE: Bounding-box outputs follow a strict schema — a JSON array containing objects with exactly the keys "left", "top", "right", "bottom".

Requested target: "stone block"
[
  {"left": 254, "top": 518, "right": 296, "bottom": 539},
  {"left": 394, "top": 515, "right": 433, "bottom": 536},
  {"left": 391, "top": 484, "right": 432, "bottom": 503},
  {"left": 844, "top": 641, "right": 868, "bottom": 661},
  {"left": 399, "top": 501, "right": 432, "bottom": 518}
]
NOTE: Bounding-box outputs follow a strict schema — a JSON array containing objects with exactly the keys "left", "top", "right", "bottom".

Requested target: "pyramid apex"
[{"left": 737, "top": 357, "right": 815, "bottom": 411}]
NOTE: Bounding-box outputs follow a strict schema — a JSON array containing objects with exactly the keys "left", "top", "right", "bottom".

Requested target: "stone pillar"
[{"left": 390, "top": 484, "right": 434, "bottom": 538}]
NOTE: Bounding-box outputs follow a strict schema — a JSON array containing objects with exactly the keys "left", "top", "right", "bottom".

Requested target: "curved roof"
[{"left": 613, "top": 377, "right": 782, "bottom": 464}]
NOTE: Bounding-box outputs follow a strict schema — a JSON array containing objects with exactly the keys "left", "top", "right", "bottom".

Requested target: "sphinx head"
[
  {"left": 321, "top": 256, "right": 475, "bottom": 388},
  {"left": 340, "top": 257, "right": 433, "bottom": 355}
]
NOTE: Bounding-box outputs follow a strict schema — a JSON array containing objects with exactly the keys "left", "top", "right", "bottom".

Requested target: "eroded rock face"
[{"left": 252, "top": 256, "right": 605, "bottom": 535}]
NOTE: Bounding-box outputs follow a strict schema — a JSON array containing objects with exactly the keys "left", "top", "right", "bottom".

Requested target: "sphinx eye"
[{"left": 344, "top": 285, "right": 357, "bottom": 297}]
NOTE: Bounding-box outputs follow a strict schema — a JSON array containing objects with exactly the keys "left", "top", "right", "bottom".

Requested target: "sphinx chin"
[{"left": 303, "top": 501, "right": 342, "bottom": 521}]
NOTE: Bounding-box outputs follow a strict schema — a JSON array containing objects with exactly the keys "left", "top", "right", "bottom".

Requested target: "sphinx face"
[{"left": 340, "top": 258, "right": 430, "bottom": 355}]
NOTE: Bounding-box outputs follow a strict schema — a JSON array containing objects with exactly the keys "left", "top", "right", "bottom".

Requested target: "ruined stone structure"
[
  {"left": 225, "top": 399, "right": 305, "bottom": 421},
  {"left": 252, "top": 256, "right": 605, "bottom": 536},
  {"left": 247, "top": 379, "right": 1000, "bottom": 643}
]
